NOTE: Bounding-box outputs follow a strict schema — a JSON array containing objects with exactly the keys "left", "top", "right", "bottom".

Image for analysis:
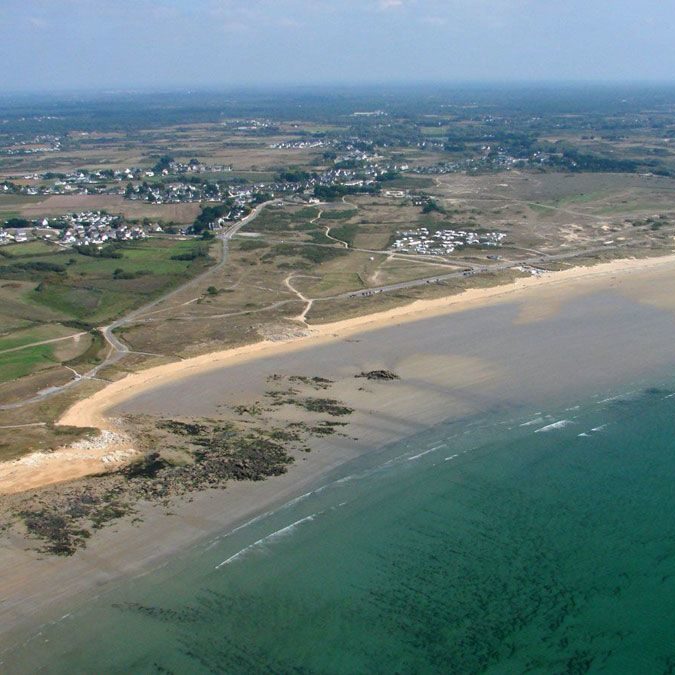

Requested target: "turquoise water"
[{"left": 5, "top": 379, "right": 675, "bottom": 673}]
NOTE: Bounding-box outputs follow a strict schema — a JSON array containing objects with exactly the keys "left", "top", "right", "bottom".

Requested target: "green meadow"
[{"left": 0, "top": 237, "right": 215, "bottom": 383}]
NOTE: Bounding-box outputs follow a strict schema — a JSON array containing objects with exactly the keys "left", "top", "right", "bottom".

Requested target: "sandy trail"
[
  {"left": 0, "top": 332, "right": 87, "bottom": 355},
  {"left": 283, "top": 274, "right": 319, "bottom": 322}
]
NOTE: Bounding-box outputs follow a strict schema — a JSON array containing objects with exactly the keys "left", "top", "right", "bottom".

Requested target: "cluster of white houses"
[
  {"left": 392, "top": 227, "right": 506, "bottom": 255},
  {"left": 0, "top": 229, "right": 30, "bottom": 245},
  {"left": 57, "top": 212, "right": 151, "bottom": 246},
  {"left": 270, "top": 140, "right": 327, "bottom": 149},
  {"left": 1, "top": 134, "right": 62, "bottom": 156},
  {"left": 0, "top": 212, "right": 157, "bottom": 247}
]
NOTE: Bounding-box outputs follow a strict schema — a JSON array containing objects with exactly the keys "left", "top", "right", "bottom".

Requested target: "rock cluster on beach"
[
  {"left": 4, "top": 372, "right": 366, "bottom": 556},
  {"left": 356, "top": 370, "right": 400, "bottom": 381},
  {"left": 3, "top": 367, "right": 407, "bottom": 557}
]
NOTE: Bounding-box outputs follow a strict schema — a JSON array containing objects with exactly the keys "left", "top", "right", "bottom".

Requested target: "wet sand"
[{"left": 3, "top": 254, "right": 675, "bottom": 649}]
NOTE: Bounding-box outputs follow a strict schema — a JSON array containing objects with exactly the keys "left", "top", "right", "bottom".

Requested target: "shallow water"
[{"left": 5, "top": 375, "right": 675, "bottom": 673}]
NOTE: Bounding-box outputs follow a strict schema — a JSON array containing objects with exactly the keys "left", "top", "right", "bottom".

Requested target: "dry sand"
[{"left": 0, "top": 431, "right": 138, "bottom": 495}]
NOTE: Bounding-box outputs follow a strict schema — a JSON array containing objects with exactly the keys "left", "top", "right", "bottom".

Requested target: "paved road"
[
  {"left": 0, "top": 202, "right": 631, "bottom": 412},
  {"left": 322, "top": 245, "right": 624, "bottom": 301},
  {"left": 102, "top": 199, "right": 274, "bottom": 352}
]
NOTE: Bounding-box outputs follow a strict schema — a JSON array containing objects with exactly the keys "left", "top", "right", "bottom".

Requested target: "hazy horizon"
[
  {"left": 4, "top": 80, "right": 675, "bottom": 98},
  {"left": 2, "top": 0, "right": 675, "bottom": 93}
]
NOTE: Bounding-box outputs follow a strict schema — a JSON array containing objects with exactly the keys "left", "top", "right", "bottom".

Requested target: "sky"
[{"left": 1, "top": 0, "right": 674, "bottom": 92}]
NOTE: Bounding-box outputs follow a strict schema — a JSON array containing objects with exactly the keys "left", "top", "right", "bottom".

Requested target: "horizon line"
[{"left": 3, "top": 79, "right": 675, "bottom": 99}]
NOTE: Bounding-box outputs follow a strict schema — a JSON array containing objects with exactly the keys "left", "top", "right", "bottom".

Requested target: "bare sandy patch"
[{"left": 0, "top": 430, "right": 137, "bottom": 495}]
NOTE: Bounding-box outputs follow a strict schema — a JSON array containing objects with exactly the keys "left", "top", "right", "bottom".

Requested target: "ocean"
[{"left": 4, "top": 376, "right": 675, "bottom": 673}]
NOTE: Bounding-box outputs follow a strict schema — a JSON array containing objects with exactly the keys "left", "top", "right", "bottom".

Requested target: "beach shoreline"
[
  {"left": 61, "top": 253, "right": 675, "bottom": 424},
  {"left": 2, "top": 252, "right": 674, "bottom": 496}
]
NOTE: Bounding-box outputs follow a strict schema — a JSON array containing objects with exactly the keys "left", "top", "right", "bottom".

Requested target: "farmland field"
[
  {"left": 15, "top": 195, "right": 201, "bottom": 224},
  {"left": 0, "top": 236, "right": 217, "bottom": 394}
]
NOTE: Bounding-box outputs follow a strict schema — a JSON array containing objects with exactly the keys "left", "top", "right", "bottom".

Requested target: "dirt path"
[
  {"left": 0, "top": 422, "right": 46, "bottom": 429},
  {"left": 0, "top": 332, "right": 86, "bottom": 356},
  {"left": 325, "top": 225, "right": 350, "bottom": 248},
  {"left": 137, "top": 300, "right": 295, "bottom": 323},
  {"left": 284, "top": 274, "right": 319, "bottom": 323}
]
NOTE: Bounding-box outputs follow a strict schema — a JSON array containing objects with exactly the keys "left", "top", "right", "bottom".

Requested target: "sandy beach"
[
  {"left": 61, "top": 252, "right": 675, "bottom": 428},
  {"left": 3, "top": 252, "right": 675, "bottom": 651},
  {"left": 0, "top": 253, "right": 671, "bottom": 495}
]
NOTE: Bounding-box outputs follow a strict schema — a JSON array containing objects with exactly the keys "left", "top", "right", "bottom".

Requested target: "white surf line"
[
  {"left": 267, "top": 480, "right": 335, "bottom": 515},
  {"left": 520, "top": 416, "right": 545, "bottom": 427},
  {"left": 216, "top": 513, "right": 319, "bottom": 569},
  {"left": 576, "top": 423, "right": 609, "bottom": 437},
  {"left": 534, "top": 419, "right": 574, "bottom": 433},
  {"left": 598, "top": 391, "right": 637, "bottom": 404},
  {"left": 204, "top": 507, "right": 281, "bottom": 551},
  {"left": 206, "top": 466, "right": 371, "bottom": 553},
  {"left": 407, "top": 444, "right": 446, "bottom": 462},
  {"left": 444, "top": 454, "right": 459, "bottom": 462}
]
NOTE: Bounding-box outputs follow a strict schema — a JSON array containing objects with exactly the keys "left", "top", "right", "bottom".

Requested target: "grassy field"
[
  {"left": 0, "top": 325, "right": 93, "bottom": 385},
  {"left": 0, "top": 238, "right": 214, "bottom": 324},
  {"left": 0, "top": 324, "right": 78, "bottom": 352},
  {"left": 0, "top": 344, "right": 57, "bottom": 382},
  {"left": 0, "top": 236, "right": 216, "bottom": 392},
  {"left": 4, "top": 173, "right": 671, "bottom": 389},
  {"left": 0, "top": 240, "right": 57, "bottom": 256},
  {"left": 2, "top": 116, "right": 675, "bottom": 463},
  {"left": 0, "top": 194, "right": 42, "bottom": 219}
]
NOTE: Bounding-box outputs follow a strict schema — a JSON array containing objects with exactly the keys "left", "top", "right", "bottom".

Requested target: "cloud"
[
  {"left": 28, "top": 16, "right": 48, "bottom": 28},
  {"left": 378, "top": 0, "right": 404, "bottom": 10},
  {"left": 277, "top": 16, "right": 303, "bottom": 28}
]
